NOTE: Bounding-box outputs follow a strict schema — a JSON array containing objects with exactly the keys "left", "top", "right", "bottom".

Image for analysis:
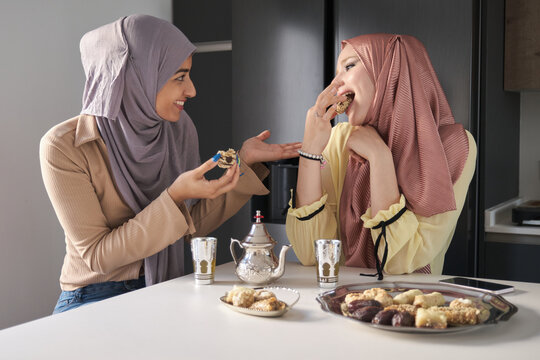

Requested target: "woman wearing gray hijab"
[{"left": 40, "top": 14, "right": 300, "bottom": 313}]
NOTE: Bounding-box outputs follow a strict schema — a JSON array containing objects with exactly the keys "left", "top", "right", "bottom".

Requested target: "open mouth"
[{"left": 336, "top": 92, "right": 354, "bottom": 114}]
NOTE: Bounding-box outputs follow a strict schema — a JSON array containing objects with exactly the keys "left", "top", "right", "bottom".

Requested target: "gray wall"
[
  {"left": 519, "top": 92, "right": 540, "bottom": 201},
  {"left": 0, "top": 0, "right": 172, "bottom": 330}
]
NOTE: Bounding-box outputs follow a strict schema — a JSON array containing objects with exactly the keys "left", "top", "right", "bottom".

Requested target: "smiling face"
[
  {"left": 335, "top": 44, "right": 375, "bottom": 126},
  {"left": 156, "top": 55, "right": 196, "bottom": 122}
]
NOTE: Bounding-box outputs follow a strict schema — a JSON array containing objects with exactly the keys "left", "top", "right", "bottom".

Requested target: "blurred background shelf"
[{"left": 485, "top": 197, "right": 540, "bottom": 237}]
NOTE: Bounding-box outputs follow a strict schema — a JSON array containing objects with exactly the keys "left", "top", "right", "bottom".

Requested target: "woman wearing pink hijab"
[
  {"left": 286, "top": 34, "right": 476, "bottom": 279},
  {"left": 40, "top": 15, "right": 300, "bottom": 313}
]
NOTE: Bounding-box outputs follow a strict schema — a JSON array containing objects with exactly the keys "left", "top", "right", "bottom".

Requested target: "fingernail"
[{"left": 212, "top": 153, "right": 220, "bottom": 162}]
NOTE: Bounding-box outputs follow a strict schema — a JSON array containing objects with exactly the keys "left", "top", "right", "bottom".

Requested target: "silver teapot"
[{"left": 230, "top": 210, "right": 291, "bottom": 285}]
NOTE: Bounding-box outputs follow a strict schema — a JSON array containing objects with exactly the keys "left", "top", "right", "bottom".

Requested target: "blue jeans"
[{"left": 53, "top": 276, "right": 145, "bottom": 314}]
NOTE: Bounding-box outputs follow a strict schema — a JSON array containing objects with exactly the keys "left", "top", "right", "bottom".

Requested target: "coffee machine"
[{"left": 250, "top": 158, "right": 298, "bottom": 224}]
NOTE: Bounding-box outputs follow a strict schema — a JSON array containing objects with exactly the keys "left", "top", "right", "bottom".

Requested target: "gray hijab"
[{"left": 80, "top": 15, "right": 200, "bottom": 286}]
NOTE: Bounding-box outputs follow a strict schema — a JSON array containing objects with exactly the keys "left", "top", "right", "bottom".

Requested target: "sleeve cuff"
[
  {"left": 287, "top": 189, "right": 329, "bottom": 219},
  {"left": 361, "top": 194, "right": 407, "bottom": 228},
  {"left": 160, "top": 190, "right": 196, "bottom": 235},
  {"left": 248, "top": 161, "right": 270, "bottom": 181},
  {"left": 231, "top": 157, "right": 269, "bottom": 196}
]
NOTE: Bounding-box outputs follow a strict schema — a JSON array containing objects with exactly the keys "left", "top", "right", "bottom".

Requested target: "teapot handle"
[{"left": 230, "top": 238, "right": 243, "bottom": 265}]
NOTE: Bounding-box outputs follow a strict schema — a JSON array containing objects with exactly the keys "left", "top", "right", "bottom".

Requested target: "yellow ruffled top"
[{"left": 286, "top": 122, "right": 477, "bottom": 275}]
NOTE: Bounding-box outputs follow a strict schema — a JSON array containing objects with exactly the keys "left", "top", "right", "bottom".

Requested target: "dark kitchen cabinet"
[{"left": 504, "top": 0, "right": 540, "bottom": 91}]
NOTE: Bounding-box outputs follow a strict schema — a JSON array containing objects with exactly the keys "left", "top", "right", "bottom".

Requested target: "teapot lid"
[{"left": 242, "top": 210, "right": 276, "bottom": 245}]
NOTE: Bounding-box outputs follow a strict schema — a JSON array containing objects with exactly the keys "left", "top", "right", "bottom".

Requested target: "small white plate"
[{"left": 220, "top": 286, "right": 300, "bottom": 318}]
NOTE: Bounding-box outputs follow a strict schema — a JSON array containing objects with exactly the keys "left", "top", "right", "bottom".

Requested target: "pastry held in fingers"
[
  {"left": 217, "top": 148, "right": 237, "bottom": 169},
  {"left": 336, "top": 93, "right": 354, "bottom": 114}
]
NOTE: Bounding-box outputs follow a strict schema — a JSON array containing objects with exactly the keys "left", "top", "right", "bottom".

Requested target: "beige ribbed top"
[{"left": 40, "top": 115, "right": 269, "bottom": 291}]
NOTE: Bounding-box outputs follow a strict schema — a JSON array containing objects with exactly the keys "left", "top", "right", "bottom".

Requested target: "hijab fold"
[
  {"left": 80, "top": 15, "right": 200, "bottom": 285},
  {"left": 339, "top": 34, "right": 469, "bottom": 271}
]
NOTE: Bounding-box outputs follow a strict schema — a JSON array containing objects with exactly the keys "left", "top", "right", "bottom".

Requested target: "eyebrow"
[
  {"left": 340, "top": 56, "right": 359, "bottom": 65},
  {"left": 175, "top": 68, "right": 189, "bottom": 74}
]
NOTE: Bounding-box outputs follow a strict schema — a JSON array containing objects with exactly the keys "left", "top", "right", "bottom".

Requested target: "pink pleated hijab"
[{"left": 338, "top": 34, "right": 469, "bottom": 270}]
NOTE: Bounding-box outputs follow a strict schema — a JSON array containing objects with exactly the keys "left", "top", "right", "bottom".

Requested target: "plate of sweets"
[
  {"left": 220, "top": 285, "right": 300, "bottom": 318},
  {"left": 316, "top": 281, "right": 518, "bottom": 333}
]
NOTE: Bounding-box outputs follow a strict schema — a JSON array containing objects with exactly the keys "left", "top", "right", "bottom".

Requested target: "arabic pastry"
[
  {"left": 384, "top": 304, "right": 419, "bottom": 316},
  {"left": 254, "top": 289, "right": 276, "bottom": 301},
  {"left": 349, "top": 288, "right": 393, "bottom": 307},
  {"left": 249, "top": 296, "right": 284, "bottom": 312},
  {"left": 431, "top": 306, "right": 479, "bottom": 325},
  {"left": 393, "top": 289, "right": 423, "bottom": 305},
  {"left": 336, "top": 93, "right": 354, "bottom": 114},
  {"left": 415, "top": 308, "right": 448, "bottom": 329},
  {"left": 344, "top": 292, "right": 370, "bottom": 305},
  {"left": 449, "top": 298, "right": 474, "bottom": 308},
  {"left": 413, "top": 291, "right": 445, "bottom": 308},
  {"left": 225, "top": 286, "right": 255, "bottom": 308},
  {"left": 217, "top": 148, "right": 237, "bottom": 169}
]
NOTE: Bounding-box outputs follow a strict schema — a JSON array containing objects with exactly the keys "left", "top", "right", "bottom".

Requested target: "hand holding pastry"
[
  {"left": 302, "top": 79, "right": 348, "bottom": 154},
  {"left": 167, "top": 156, "right": 240, "bottom": 204}
]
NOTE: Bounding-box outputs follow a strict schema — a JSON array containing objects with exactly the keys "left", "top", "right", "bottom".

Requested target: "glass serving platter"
[
  {"left": 220, "top": 286, "right": 300, "bottom": 318},
  {"left": 316, "top": 281, "right": 518, "bottom": 333}
]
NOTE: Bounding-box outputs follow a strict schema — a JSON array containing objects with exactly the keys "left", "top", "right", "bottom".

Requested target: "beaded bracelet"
[
  {"left": 298, "top": 149, "right": 327, "bottom": 168},
  {"left": 236, "top": 153, "right": 244, "bottom": 176}
]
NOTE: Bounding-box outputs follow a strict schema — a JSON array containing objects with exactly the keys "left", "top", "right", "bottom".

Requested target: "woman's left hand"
[
  {"left": 238, "top": 130, "right": 302, "bottom": 167},
  {"left": 347, "top": 125, "right": 400, "bottom": 215},
  {"left": 346, "top": 125, "right": 389, "bottom": 161}
]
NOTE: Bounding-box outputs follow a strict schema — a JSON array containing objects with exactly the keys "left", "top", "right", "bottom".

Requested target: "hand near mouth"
[{"left": 302, "top": 80, "right": 348, "bottom": 154}]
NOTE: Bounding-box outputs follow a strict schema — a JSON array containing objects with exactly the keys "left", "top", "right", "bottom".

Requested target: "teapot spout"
[{"left": 271, "top": 244, "right": 292, "bottom": 281}]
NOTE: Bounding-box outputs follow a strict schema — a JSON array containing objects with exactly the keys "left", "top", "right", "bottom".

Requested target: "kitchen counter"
[{"left": 1, "top": 262, "right": 539, "bottom": 359}]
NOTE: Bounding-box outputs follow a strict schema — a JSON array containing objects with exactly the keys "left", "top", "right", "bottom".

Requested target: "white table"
[{"left": 1, "top": 262, "right": 539, "bottom": 359}]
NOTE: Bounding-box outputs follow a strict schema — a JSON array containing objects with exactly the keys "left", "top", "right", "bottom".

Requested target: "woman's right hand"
[
  {"left": 167, "top": 157, "right": 240, "bottom": 204},
  {"left": 302, "top": 80, "right": 347, "bottom": 154}
]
